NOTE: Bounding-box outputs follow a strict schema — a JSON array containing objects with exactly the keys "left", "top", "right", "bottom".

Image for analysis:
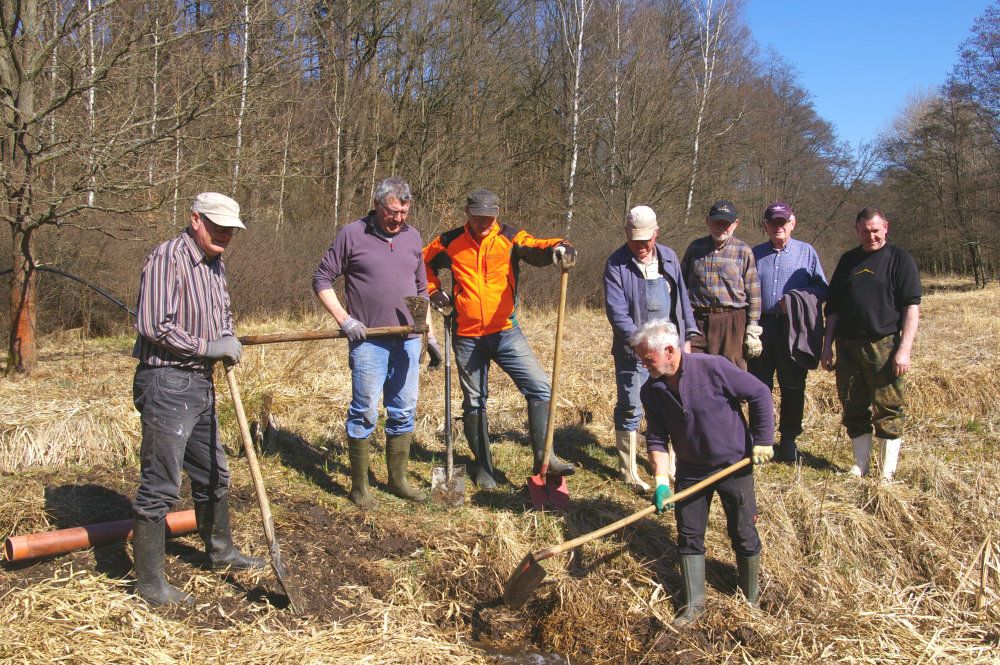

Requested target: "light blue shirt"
[{"left": 752, "top": 238, "right": 828, "bottom": 314}]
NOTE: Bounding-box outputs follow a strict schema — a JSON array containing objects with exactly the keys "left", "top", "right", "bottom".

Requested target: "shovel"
[
  {"left": 431, "top": 313, "right": 466, "bottom": 507},
  {"left": 224, "top": 366, "right": 304, "bottom": 613},
  {"left": 527, "top": 267, "right": 571, "bottom": 510},
  {"left": 505, "top": 457, "right": 752, "bottom": 607}
]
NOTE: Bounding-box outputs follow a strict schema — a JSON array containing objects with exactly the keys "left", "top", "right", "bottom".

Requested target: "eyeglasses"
[
  {"left": 377, "top": 202, "right": 409, "bottom": 220},
  {"left": 201, "top": 214, "right": 240, "bottom": 235}
]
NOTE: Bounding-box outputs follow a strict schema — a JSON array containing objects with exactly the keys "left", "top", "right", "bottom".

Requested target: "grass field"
[{"left": 1, "top": 278, "right": 998, "bottom": 663}]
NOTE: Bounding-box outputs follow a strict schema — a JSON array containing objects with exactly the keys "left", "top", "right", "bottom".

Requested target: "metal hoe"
[
  {"left": 224, "top": 366, "right": 304, "bottom": 613},
  {"left": 504, "top": 458, "right": 753, "bottom": 607},
  {"left": 430, "top": 311, "right": 466, "bottom": 507}
]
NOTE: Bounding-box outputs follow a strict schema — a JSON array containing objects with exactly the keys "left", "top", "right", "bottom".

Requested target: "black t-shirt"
[{"left": 825, "top": 242, "right": 921, "bottom": 340}]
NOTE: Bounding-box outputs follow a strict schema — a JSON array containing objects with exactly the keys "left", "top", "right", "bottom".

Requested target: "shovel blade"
[
  {"left": 527, "top": 472, "right": 569, "bottom": 511},
  {"left": 267, "top": 540, "right": 305, "bottom": 614},
  {"left": 503, "top": 553, "right": 547, "bottom": 607},
  {"left": 431, "top": 464, "right": 466, "bottom": 508}
]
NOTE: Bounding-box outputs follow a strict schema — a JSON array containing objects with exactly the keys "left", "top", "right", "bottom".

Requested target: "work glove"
[
  {"left": 426, "top": 334, "right": 443, "bottom": 369},
  {"left": 205, "top": 335, "right": 242, "bottom": 367},
  {"left": 552, "top": 243, "right": 578, "bottom": 269},
  {"left": 429, "top": 290, "right": 451, "bottom": 312},
  {"left": 340, "top": 316, "right": 366, "bottom": 342},
  {"left": 744, "top": 324, "right": 763, "bottom": 360},
  {"left": 752, "top": 445, "right": 774, "bottom": 465},
  {"left": 653, "top": 477, "right": 674, "bottom": 513}
]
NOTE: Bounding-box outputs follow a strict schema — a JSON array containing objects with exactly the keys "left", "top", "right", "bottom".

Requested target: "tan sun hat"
[{"left": 191, "top": 192, "right": 245, "bottom": 229}]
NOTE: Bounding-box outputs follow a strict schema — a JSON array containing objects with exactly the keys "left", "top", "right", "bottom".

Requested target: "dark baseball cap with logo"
[
  {"left": 467, "top": 189, "right": 500, "bottom": 217},
  {"left": 708, "top": 200, "right": 737, "bottom": 223},
  {"left": 764, "top": 201, "right": 793, "bottom": 222}
]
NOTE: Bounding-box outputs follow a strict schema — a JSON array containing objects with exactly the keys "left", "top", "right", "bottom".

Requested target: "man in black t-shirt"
[{"left": 821, "top": 207, "right": 921, "bottom": 482}]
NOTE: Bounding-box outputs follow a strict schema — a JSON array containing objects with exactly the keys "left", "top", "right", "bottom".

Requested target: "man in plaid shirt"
[{"left": 681, "top": 200, "right": 762, "bottom": 370}]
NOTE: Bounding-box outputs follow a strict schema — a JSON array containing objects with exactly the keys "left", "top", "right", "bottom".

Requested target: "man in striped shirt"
[
  {"left": 681, "top": 200, "right": 762, "bottom": 370},
  {"left": 131, "top": 192, "right": 263, "bottom": 606}
]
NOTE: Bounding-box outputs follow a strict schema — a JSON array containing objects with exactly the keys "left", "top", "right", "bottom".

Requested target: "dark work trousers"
[
  {"left": 674, "top": 465, "right": 760, "bottom": 557},
  {"left": 132, "top": 365, "right": 231, "bottom": 521},
  {"left": 690, "top": 308, "right": 747, "bottom": 370},
  {"left": 747, "top": 315, "right": 807, "bottom": 442}
]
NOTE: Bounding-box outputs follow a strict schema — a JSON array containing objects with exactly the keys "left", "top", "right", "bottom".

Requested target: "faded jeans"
[
  {"left": 346, "top": 336, "right": 422, "bottom": 439},
  {"left": 453, "top": 326, "right": 551, "bottom": 414},
  {"left": 612, "top": 344, "right": 648, "bottom": 431},
  {"left": 132, "top": 365, "right": 231, "bottom": 521}
]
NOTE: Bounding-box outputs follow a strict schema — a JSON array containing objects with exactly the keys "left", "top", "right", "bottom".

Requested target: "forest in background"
[{"left": 2, "top": 0, "right": 999, "bottom": 352}]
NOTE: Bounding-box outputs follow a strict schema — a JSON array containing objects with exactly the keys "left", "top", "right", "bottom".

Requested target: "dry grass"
[{"left": 1, "top": 277, "right": 998, "bottom": 663}]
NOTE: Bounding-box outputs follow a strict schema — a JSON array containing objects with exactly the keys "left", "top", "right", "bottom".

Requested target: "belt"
[
  {"left": 761, "top": 311, "right": 784, "bottom": 320},
  {"left": 694, "top": 306, "right": 734, "bottom": 314}
]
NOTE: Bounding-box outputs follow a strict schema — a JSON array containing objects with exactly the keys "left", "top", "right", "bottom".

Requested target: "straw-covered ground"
[{"left": 1, "top": 278, "right": 998, "bottom": 664}]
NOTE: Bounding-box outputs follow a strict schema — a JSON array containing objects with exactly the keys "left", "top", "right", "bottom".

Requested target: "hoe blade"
[{"left": 503, "top": 553, "right": 547, "bottom": 607}]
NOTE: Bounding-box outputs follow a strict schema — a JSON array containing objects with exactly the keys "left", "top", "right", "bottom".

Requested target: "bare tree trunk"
[
  {"left": 232, "top": 0, "right": 251, "bottom": 194},
  {"left": 86, "top": 0, "right": 96, "bottom": 207},
  {"left": 558, "top": 0, "right": 592, "bottom": 235},
  {"left": 276, "top": 113, "right": 292, "bottom": 232},
  {"left": 149, "top": 0, "right": 161, "bottom": 185},
  {"left": 7, "top": 230, "right": 37, "bottom": 374}
]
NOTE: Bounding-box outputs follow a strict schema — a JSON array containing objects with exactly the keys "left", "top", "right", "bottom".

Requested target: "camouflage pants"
[{"left": 834, "top": 334, "right": 906, "bottom": 439}]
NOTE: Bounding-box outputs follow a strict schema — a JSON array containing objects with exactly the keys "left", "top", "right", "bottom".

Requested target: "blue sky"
[{"left": 744, "top": 1, "right": 994, "bottom": 150}]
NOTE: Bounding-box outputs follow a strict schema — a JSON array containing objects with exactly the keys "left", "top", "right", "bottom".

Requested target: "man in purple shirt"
[
  {"left": 750, "top": 202, "right": 828, "bottom": 463},
  {"left": 131, "top": 192, "right": 264, "bottom": 606},
  {"left": 633, "top": 319, "right": 774, "bottom": 626},
  {"left": 313, "top": 176, "right": 429, "bottom": 507}
]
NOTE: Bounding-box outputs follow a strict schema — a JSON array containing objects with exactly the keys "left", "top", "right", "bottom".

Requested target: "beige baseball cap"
[
  {"left": 191, "top": 192, "right": 245, "bottom": 229},
  {"left": 625, "top": 205, "right": 658, "bottom": 241}
]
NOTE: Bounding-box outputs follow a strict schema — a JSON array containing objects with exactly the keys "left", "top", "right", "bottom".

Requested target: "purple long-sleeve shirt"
[
  {"left": 312, "top": 214, "right": 428, "bottom": 333},
  {"left": 640, "top": 352, "right": 774, "bottom": 472},
  {"left": 132, "top": 230, "right": 232, "bottom": 370}
]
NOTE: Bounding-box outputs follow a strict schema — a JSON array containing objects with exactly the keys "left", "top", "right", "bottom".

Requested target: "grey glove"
[
  {"left": 426, "top": 335, "right": 444, "bottom": 368},
  {"left": 552, "top": 242, "right": 578, "bottom": 269},
  {"left": 429, "top": 290, "right": 451, "bottom": 312},
  {"left": 340, "top": 316, "right": 367, "bottom": 342},
  {"left": 205, "top": 335, "right": 242, "bottom": 366},
  {"left": 752, "top": 445, "right": 774, "bottom": 465},
  {"left": 744, "top": 324, "right": 763, "bottom": 360}
]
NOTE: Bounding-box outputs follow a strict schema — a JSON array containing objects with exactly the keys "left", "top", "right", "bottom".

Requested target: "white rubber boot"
[
  {"left": 880, "top": 437, "right": 901, "bottom": 482},
  {"left": 848, "top": 433, "right": 872, "bottom": 477},
  {"left": 615, "top": 430, "right": 650, "bottom": 491}
]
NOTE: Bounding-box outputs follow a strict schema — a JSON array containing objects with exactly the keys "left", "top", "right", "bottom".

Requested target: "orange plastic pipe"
[{"left": 4, "top": 509, "right": 197, "bottom": 562}]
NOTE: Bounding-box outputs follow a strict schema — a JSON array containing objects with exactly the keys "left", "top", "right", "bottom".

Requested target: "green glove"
[
  {"left": 752, "top": 445, "right": 774, "bottom": 465},
  {"left": 653, "top": 480, "right": 673, "bottom": 513}
]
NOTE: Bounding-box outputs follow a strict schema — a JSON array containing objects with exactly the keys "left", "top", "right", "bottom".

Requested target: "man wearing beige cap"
[
  {"left": 603, "top": 205, "right": 697, "bottom": 490},
  {"left": 130, "top": 192, "right": 263, "bottom": 606}
]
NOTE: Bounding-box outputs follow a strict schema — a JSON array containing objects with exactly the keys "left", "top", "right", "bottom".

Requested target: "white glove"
[{"left": 744, "top": 324, "right": 763, "bottom": 360}]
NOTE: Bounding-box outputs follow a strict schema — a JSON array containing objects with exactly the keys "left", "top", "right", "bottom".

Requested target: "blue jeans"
[
  {"left": 453, "top": 326, "right": 550, "bottom": 414},
  {"left": 346, "top": 336, "right": 422, "bottom": 439},
  {"left": 612, "top": 344, "right": 648, "bottom": 431},
  {"left": 132, "top": 365, "right": 230, "bottom": 521}
]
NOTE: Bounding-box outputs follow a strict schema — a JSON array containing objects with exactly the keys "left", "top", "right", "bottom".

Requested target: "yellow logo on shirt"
[{"left": 853, "top": 267, "right": 875, "bottom": 276}]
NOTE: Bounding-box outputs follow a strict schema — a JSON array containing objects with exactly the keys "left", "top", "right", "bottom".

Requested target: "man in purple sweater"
[
  {"left": 313, "top": 176, "right": 429, "bottom": 507},
  {"left": 633, "top": 319, "right": 774, "bottom": 626}
]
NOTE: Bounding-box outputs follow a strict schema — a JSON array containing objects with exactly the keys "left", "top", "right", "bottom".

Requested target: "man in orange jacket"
[{"left": 423, "top": 189, "right": 578, "bottom": 488}]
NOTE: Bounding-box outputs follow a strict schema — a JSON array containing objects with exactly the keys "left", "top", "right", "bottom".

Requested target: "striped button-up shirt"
[
  {"left": 681, "top": 235, "right": 761, "bottom": 323},
  {"left": 132, "top": 230, "right": 233, "bottom": 370},
  {"left": 752, "top": 238, "right": 828, "bottom": 314}
]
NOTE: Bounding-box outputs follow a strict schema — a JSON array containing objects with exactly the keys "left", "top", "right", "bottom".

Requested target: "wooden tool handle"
[
  {"left": 239, "top": 325, "right": 415, "bottom": 346},
  {"left": 534, "top": 457, "right": 752, "bottom": 562},
  {"left": 541, "top": 268, "right": 570, "bottom": 471}
]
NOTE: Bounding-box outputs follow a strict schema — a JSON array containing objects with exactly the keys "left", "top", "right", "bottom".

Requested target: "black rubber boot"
[
  {"left": 463, "top": 411, "right": 498, "bottom": 489},
  {"left": 385, "top": 432, "right": 428, "bottom": 502},
  {"left": 527, "top": 400, "right": 574, "bottom": 477},
  {"left": 195, "top": 495, "right": 266, "bottom": 571},
  {"left": 348, "top": 436, "right": 375, "bottom": 508},
  {"left": 133, "top": 517, "right": 193, "bottom": 606},
  {"left": 737, "top": 553, "right": 761, "bottom": 608},
  {"left": 673, "top": 554, "right": 706, "bottom": 627},
  {"left": 777, "top": 437, "right": 798, "bottom": 464}
]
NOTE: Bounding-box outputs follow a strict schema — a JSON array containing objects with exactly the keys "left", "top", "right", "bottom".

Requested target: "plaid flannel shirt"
[{"left": 681, "top": 235, "right": 761, "bottom": 323}]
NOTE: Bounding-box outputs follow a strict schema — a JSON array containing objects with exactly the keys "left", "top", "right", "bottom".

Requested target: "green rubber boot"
[
  {"left": 348, "top": 436, "right": 375, "bottom": 508},
  {"left": 527, "top": 400, "right": 574, "bottom": 476},
  {"left": 385, "top": 433, "right": 427, "bottom": 502},
  {"left": 673, "top": 554, "right": 706, "bottom": 627},
  {"left": 463, "top": 411, "right": 497, "bottom": 489},
  {"left": 133, "top": 517, "right": 193, "bottom": 606},
  {"left": 737, "top": 553, "right": 761, "bottom": 608},
  {"left": 195, "top": 494, "right": 266, "bottom": 570}
]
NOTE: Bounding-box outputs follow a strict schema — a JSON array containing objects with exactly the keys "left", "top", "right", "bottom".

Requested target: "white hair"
[
  {"left": 630, "top": 319, "right": 679, "bottom": 350},
  {"left": 374, "top": 176, "right": 412, "bottom": 205}
]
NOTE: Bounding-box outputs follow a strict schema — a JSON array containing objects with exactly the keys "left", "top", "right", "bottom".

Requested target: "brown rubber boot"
[
  {"left": 385, "top": 432, "right": 427, "bottom": 502},
  {"left": 348, "top": 436, "right": 375, "bottom": 508}
]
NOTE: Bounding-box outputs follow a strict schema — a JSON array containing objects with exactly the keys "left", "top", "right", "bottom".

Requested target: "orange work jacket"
[{"left": 423, "top": 222, "right": 562, "bottom": 337}]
